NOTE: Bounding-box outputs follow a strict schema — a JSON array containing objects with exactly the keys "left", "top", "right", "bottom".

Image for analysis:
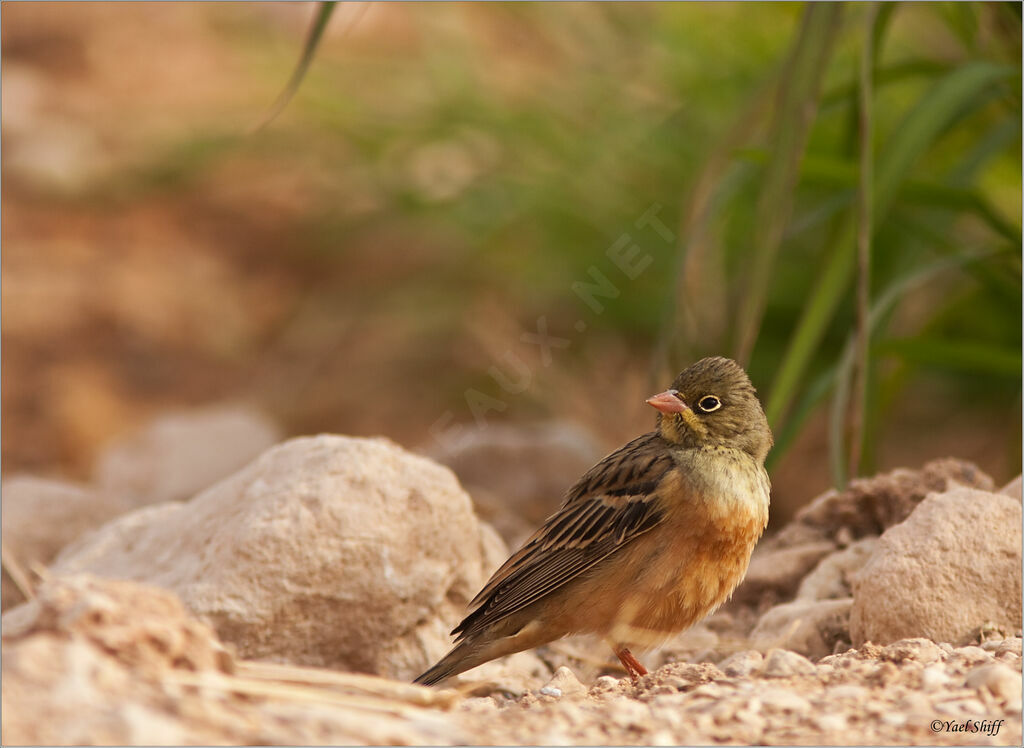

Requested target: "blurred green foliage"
[{"left": 143, "top": 3, "right": 1022, "bottom": 484}]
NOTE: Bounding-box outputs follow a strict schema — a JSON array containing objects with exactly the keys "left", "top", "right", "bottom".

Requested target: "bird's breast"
[
  {"left": 607, "top": 448, "right": 769, "bottom": 646},
  {"left": 670, "top": 446, "right": 770, "bottom": 533}
]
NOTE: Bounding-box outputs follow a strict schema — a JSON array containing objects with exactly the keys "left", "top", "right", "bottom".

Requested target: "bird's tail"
[{"left": 413, "top": 640, "right": 486, "bottom": 687}]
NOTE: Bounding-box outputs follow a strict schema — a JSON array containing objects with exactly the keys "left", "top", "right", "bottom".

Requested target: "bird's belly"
[
  {"left": 604, "top": 461, "right": 769, "bottom": 647},
  {"left": 631, "top": 536, "right": 757, "bottom": 640},
  {"left": 597, "top": 528, "right": 758, "bottom": 648}
]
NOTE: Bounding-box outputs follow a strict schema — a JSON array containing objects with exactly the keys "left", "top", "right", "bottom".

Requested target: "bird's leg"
[{"left": 612, "top": 645, "right": 648, "bottom": 680}]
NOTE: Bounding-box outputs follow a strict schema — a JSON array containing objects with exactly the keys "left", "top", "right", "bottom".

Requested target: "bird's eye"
[{"left": 697, "top": 395, "right": 721, "bottom": 413}]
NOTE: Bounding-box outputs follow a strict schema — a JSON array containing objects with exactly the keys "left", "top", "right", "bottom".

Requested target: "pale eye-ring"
[{"left": 697, "top": 395, "right": 722, "bottom": 413}]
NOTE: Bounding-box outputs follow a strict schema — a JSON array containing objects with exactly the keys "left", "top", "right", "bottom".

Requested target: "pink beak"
[{"left": 646, "top": 389, "right": 688, "bottom": 414}]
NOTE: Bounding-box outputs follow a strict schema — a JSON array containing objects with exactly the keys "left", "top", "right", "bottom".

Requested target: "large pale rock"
[
  {"left": 761, "top": 648, "right": 815, "bottom": 677},
  {"left": 1, "top": 476, "right": 129, "bottom": 609},
  {"left": 56, "top": 435, "right": 510, "bottom": 680},
  {"left": 731, "top": 459, "right": 993, "bottom": 612},
  {"left": 94, "top": 405, "right": 280, "bottom": 506},
  {"left": 423, "top": 421, "right": 602, "bottom": 547},
  {"left": 850, "top": 487, "right": 1022, "bottom": 647}
]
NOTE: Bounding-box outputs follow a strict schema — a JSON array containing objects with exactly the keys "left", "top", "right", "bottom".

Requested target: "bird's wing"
[{"left": 452, "top": 432, "right": 675, "bottom": 641}]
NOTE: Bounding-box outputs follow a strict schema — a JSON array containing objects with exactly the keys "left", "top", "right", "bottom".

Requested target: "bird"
[{"left": 414, "top": 356, "right": 773, "bottom": 686}]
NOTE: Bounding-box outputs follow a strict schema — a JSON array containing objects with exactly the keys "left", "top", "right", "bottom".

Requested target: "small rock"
[
  {"left": 690, "top": 682, "right": 725, "bottom": 698},
  {"left": 762, "top": 649, "right": 815, "bottom": 677},
  {"left": 814, "top": 713, "right": 848, "bottom": 732},
  {"left": 683, "top": 696, "right": 717, "bottom": 716},
  {"left": 920, "top": 665, "right": 951, "bottom": 691},
  {"left": 717, "top": 650, "right": 764, "bottom": 677},
  {"left": 652, "top": 676, "right": 690, "bottom": 692},
  {"left": 543, "top": 666, "right": 586, "bottom": 697},
  {"left": 750, "top": 598, "right": 852, "bottom": 658},
  {"left": 996, "top": 638, "right": 1022, "bottom": 658},
  {"left": 850, "top": 487, "right": 1021, "bottom": 647},
  {"left": 645, "top": 684, "right": 680, "bottom": 699},
  {"left": 881, "top": 638, "right": 944, "bottom": 664},
  {"left": 656, "top": 661, "right": 724, "bottom": 685},
  {"left": 880, "top": 712, "right": 907, "bottom": 727},
  {"left": 824, "top": 648, "right": 859, "bottom": 663},
  {"left": 460, "top": 697, "right": 497, "bottom": 712},
  {"left": 649, "top": 730, "right": 679, "bottom": 746},
  {"left": 955, "top": 645, "right": 991, "bottom": 663},
  {"left": 826, "top": 684, "right": 868, "bottom": 701},
  {"left": 538, "top": 686, "right": 561, "bottom": 698},
  {"left": 707, "top": 697, "right": 740, "bottom": 723},
  {"left": 935, "top": 698, "right": 987, "bottom": 716},
  {"left": 448, "top": 650, "right": 547, "bottom": 695},
  {"left": 757, "top": 687, "right": 810, "bottom": 713},
  {"left": 608, "top": 698, "right": 651, "bottom": 729},
  {"left": 797, "top": 537, "right": 877, "bottom": 601},
  {"left": 590, "top": 675, "right": 620, "bottom": 694},
  {"left": 897, "top": 690, "right": 934, "bottom": 716},
  {"left": 867, "top": 660, "right": 899, "bottom": 686},
  {"left": 965, "top": 664, "right": 1023, "bottom": 702},
  {"left": 737, "top": 695, "right": 763, "bottom": 715},
  {"left": 733, "top": 709, "right": 766, "bottom": 734}
]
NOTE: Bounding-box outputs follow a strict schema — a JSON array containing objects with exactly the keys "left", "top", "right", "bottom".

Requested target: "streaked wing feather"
[
  {"left": 452, "top": 431, "right": 673, "bottom": 641},
  {"left": 483, "top": 501, "right": 661, "bottom": 614}
]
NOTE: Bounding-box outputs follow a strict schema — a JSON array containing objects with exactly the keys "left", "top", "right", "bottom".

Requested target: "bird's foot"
[{"left": 613, "top": 646, "right": 648, "bottom": 681}]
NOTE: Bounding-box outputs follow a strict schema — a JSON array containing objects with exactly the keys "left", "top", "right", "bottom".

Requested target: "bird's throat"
[{"left": 659, "top": 410, "right": 707, "bottom": 445}]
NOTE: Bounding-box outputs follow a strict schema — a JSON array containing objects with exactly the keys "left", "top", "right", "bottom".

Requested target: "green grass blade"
[
  {"left": 733, "top": 3, "right": 842, "bottom": 364},
  {"left": 825, "top": 247, "right": 1003, "bottom": 485},
  {"left": 847, "top": 2, "right": 879, "bottom": 482},
  {"left": 252, "top": 2, "right": 340, "bottom": 133},
  {"left": 765, "top": 60, "right": 1014, "bottom": 428},
  {"left": 766, "top": 366, "right": 835, "bottom": 473}
]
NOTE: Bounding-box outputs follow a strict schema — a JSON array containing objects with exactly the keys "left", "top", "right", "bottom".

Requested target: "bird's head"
[{"left": 646, "top": 356, "right": 773, "bottom": 462}]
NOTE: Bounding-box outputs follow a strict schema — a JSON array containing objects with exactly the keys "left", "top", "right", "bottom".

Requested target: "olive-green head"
[{"left": 646, "top": 356, "right": 773, "bottom": 463}]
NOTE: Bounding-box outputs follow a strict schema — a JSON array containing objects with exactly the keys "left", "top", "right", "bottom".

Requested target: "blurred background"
[{"left": 2, "top": 2, "right": 1020, "bottom": 526}]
